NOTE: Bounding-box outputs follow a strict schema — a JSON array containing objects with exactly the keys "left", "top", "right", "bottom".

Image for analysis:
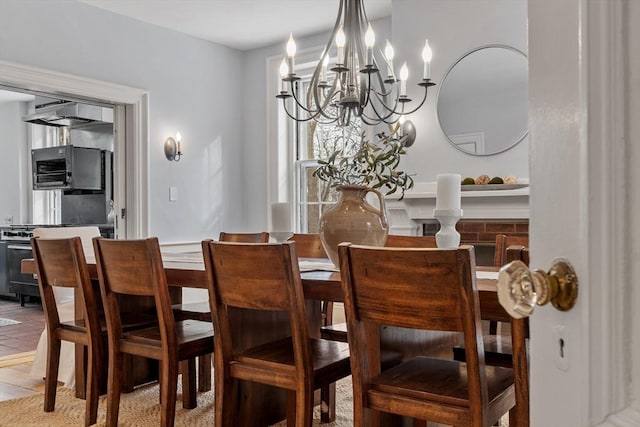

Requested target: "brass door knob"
[{"left": 497, "top": 258, "right": 579, "bottom": 319}]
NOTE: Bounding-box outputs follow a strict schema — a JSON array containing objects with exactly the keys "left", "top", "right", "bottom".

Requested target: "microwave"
[{"left": 32, "top": 145, "right": 104, "bottom": 190}]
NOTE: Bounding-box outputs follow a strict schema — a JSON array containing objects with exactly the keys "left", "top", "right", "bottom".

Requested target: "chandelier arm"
[
  {"left": 364, "top": 87, "right": 404, "bottom": 122},
  {"left": 308, "top": 0, "right": 344, "bottom": 121},
  {"left": 361, "top": 100, "right": 399, "bottom": 124},
  {"left": 281, "top": 99, "right": 340, "bottom": 125},
  {"left": 280, "top": 100, "right": 316, "bottom": 122},
  {"left": 289, "top": 82, "right": 323, "bottom": 116},
  {"left": 392, "top": 85, "right": 431, "bottom": 116}
]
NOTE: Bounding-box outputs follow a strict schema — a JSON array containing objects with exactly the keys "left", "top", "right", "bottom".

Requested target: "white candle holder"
[
  {"left": 433, "top": 209, "right": 463, "bottom": 249},
  {"left": 271, "top": 231, "right": 293, "bottom": 243}
]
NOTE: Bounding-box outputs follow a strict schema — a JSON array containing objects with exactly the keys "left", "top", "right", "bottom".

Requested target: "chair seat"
[
  {"left": 172, "top": 302, "right": 211, "bottom": 322},
  {"left": 320, "top": 322, "right": 348, "bottom": 342},
  {"left": 122, "top": 319, "right": 214, "bottom": 360},
  {"left": 235, "top": 337, "right": 350, "bottom": 386},
  {"left": 371, "top": 356, "right": 513, "bottom": 408}
]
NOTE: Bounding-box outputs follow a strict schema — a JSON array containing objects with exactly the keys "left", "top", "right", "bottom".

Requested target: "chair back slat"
[
  {"left": 32, "top": 237, "right": 101, "bottom": 331},
  {"left": 219, "top": 232, "right": 269, "bottom": 243},
  {"left": 32, "top": 239, "right": 80, "bottom": 288},
  {"left": 288, "top": 233, "right": 327, "bottom": 258},
  {"left": 205, "top": 241, "right": 295, "bottom": 311},
  {"left": 339, "top": 245, "right": 476, "bottom": 332},
  {"left": 93, "top": 238, "right": 161, "bottom": 297},
  {"left": 494, "top": 234, "right": 529, "bottom": 267},
  {"left": 384, "top": 235, "right": 437, "bottom": 248}
]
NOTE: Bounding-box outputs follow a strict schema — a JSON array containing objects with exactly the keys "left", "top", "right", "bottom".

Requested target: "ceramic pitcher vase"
[{"left": 319, "top": 185, "right": 389, "bottom": 267}]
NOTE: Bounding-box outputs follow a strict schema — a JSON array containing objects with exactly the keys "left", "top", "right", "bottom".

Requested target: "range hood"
[{"left": 23, "top": 101, "right": 113, "bottom": 128}]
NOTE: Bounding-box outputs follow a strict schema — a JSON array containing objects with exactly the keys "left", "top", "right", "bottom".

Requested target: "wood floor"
[{"left": 0, "top": 298, "right": 47, "bottom": 401}]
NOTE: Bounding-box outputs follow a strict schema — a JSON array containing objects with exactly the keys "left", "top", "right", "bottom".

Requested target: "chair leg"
[
  {"left": 295, "top": 386, "right": 314, "bottom": 427},
  {"left": 197, "top": 353, "right": 212, "bottom": 392},
  {"left": 106, "top": 351, "right": 122, "bottom": 427},
  {"left": 44, "top": 336, "right": 61, "bottom": 412},
  {"left": 286, "top": 390, "right": 296, "bottom": 426},
  {"left": 215, "top": 374, "right": 236, "bottom": 427},
  {"left": 181, "top": 359, "right": 197, "bottom": 409},
  {"left": 84, "top": 345, "right": 100, "bottom": 426},
  {"left": 159, "top": 359, "right": 178, "bottom": 427},
  {"left": 320, "top": 382, "right": 336, "bottom": 422}
]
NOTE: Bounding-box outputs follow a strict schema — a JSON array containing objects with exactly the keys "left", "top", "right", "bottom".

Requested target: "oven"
[
  {"left": 1, "top": 227, "right": 38, "bottom": 305},
  {"left": 7, "top": 242, "right": 40, "bottom": 305}
]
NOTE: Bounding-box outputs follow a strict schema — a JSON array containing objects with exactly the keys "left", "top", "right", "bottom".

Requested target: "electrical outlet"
[{"left": 169, "top": 186, "right": 178, "bottom": 202}]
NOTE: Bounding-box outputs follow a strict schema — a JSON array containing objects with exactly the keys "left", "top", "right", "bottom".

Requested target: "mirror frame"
[{"left": 436, "top": 44, "right": 529, "bottom": 156}]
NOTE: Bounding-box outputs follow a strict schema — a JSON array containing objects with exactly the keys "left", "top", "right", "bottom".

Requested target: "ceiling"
[{"left": 78, "top": 0, "right": 392, "bottom": 51}]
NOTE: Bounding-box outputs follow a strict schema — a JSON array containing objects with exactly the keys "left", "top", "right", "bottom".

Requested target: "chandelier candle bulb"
[
  {"left": 435, "top": 174, "right": 462, "bottom": 211},
  {"left": 422, "top": 39, "right": 433, "bottom": 79},
  {"left": 384, "top": 40, "right": 395, "bottom": 78},
  {"left": 271, "top": 202, "right": 291, "bottom": 232},
  {"left": 365, "top": 24, "right": 375, "bottom": 66},
  {"left": 279, "top": 58, "right": 289, "bottom": 92},
  {"left": 286, "top": 33, "right": 296, "bottom": 75},
  {"left": 336, "top": 26, "right": 346, "bottom": 65},
  {"left": 399, "top": 62, "right": 408, "bottom": 96},
  {"left": 321, "top": 55, "right": 329, "bottom": 83}
]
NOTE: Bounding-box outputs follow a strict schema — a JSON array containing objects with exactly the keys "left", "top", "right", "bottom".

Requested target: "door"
[{"left": 528, "top": 1, "right": 638, "bottom": 425}]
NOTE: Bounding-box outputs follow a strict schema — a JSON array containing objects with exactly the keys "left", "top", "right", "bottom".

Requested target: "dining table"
[{"left": 22, "top": 251, "right": 517, "bottom": 427}]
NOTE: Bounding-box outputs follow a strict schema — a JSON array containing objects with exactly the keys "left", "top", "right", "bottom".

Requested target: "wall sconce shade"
[{"left": 164, "top": 132, "right": 182, "bottom": 161}]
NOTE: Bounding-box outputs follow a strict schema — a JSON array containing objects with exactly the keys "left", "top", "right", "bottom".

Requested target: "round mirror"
[{"left": 436, "top": 45, "right": 528, "bottom": 156}]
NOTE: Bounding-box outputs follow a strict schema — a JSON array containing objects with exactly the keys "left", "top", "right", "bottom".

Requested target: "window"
[{"left": 291, "top": 72, "right": 362, "bottom": 232}]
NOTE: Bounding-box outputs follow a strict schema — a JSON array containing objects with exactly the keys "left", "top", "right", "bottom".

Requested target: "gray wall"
[
  {"left": 393, "top": 0, "right": 528, "bottom": 178},
  {"left": 0, "top": 0, "right": 244, "bottom": 242},
  {"left": 0, "top": 101, "right": 29, "bottom": 224}
]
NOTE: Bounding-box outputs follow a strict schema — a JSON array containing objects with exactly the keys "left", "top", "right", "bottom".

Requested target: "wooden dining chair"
[
  {"left": 339, "top": 243, "right": 519, "bottom": 426},
  {"left": 32, "top": 236, "right": 102, "bottom": 427},
  {"left": 320, "top": 234, "right": 438, "bottom": 343},
  {"left": 93, "top": 237, "right": 214, "bottom": 427},
  {"left": 171, "top": 230, "right": 270, "bottom": 392},
  {"left": 218, "top": 231, "right": 270, "bottom": 243},
  {"left": 494, "top": 234, "right": 529, "bottom": 268},
  {"left": 452, "top": 242, "right": 530, "bottom": 426},
  {"left": 31, "top": 226, "right": 102, "bottom": 398},
  {"left": 173, "top": 231, "right": 270, "bottom": 322},
  {"left": 202, "top": 240, "right": 351, "bottom": 427}
]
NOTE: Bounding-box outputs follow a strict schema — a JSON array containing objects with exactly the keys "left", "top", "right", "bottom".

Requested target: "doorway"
[{"left": 0, "top": 59, "right": 149, "bottom": 240}]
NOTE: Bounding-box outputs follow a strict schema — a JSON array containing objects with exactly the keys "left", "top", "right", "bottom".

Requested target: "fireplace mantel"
[{"left": 385, "top": 182, "right": 530, "bottom": 235}]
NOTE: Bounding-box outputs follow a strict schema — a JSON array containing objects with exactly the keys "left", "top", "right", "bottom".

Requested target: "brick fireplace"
[{"left": 386, "top": 182, "right": 530, "bottom": 266}]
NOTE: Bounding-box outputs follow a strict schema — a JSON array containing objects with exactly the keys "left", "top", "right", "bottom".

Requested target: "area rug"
[
  {"left": 0, "top": 377, "right": 354, "bottom": 427},
  {"left": 0, "top": 318, "right": 21, "bottom": 327}
]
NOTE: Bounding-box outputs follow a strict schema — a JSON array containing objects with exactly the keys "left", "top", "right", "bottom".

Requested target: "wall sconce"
[
  {"left": 394, "top": 117, "right": 417, "bottom": 147},
  {"left": 164, "top": 132, "right": 183, "bottom": 162}
]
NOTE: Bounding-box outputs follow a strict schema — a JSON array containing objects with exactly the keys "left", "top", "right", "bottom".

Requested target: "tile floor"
[{"left": 0, "top": 298, "right": 44, "bottom": 357}]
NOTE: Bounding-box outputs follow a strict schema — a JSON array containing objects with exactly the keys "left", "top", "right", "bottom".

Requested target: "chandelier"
[{"left": 276, "top": 0, "right": 434, "bottom": 127}]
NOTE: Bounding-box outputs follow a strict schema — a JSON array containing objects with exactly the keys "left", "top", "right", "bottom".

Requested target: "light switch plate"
[{"left": 169, "top": 186, "right": 178, "bottom": 202}]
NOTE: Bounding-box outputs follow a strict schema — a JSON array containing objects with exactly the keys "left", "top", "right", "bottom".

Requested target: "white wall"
[
  {"left": 0, "top": 0, "right": 244, "bottom": 242},
  {"left": 392, "top": 0, "right": 528, "bottom": 181},
  {"left": 0, "top": 101, "right": 29, "bottom": 224}
]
